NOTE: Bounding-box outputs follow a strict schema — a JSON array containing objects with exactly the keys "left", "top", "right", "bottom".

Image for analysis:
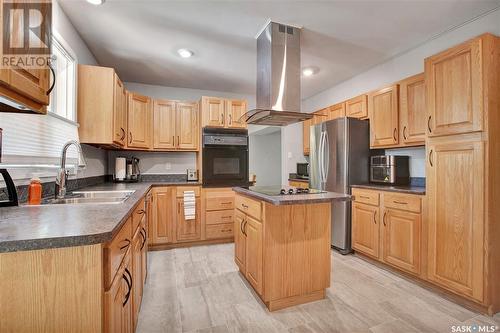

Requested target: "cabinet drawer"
[
  {"left": 206, "top": 223, "right": 234, "bottom": 239},
  {"left": 235, "top": 194, "right": 262, "bottom": 220},
  {"left": 352, "top": 188, "right": 379, "bottom": 206},
  {"left": 176, "top": 186, "right": 200, "bottom": 197},
  {"left": 104, "top": 217, "right": 133, "bottom": 290},
  {"left": 132, "top": 198, "right": 146, "bottom": 232},
  {"left": 206, "top": 210, "right": 234, "bottom": 225},
  {"left": 205, "top": 190, "right": 235, "bottom": 211},
  {"left": 383, "top": 193, "right": 421, "bottom": 213}
]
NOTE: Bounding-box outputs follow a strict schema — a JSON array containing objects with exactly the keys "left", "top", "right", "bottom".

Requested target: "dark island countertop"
[
  {"left": 232, "top": 187, "right": 351, "bottom": 205},
  {"left": 351, "top": 184, "right": 426, "bottom": 195},
  {"left": 0, "top": 181, "right": 201, "bottom": 253}
]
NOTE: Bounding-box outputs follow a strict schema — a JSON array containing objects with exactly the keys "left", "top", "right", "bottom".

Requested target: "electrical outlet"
[
  {"left": 165, "top": 163, "right": 172, "bottom": 170},
  {"left": 288, "top": 152, "right": 292, "bottom": 159}
]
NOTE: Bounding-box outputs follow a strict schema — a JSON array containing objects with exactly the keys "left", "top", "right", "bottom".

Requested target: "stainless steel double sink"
[{"left": 42, "top": 190, "right": 135, "bottom": 205}]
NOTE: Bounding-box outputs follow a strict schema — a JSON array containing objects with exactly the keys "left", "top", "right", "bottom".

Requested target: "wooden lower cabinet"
[
  {"left": 131, "top": 226, "right": 143, "bottom": 329},
  {"left": 176, "top": 197, "right": 202, "bottom": 242},
  {"left": 352, "top": 202, "right": 380, "bottom": 258},
  {"left": 352, "top": 188, "right": 422, "bottom": 276},
  {"left": 382, "top": 208, "right": 421, "bottom": 275},
  {"left": 104, "top": 250, "right": 133, "bottom": 333},
  {"left": 203, "top": 187, "right": 235, "bottom": 240},
  {"left": 234, "top": 211, "right": 246, "bottom": 273},
  {"left": 151, "top": 187, "right": 175, "bottom": 244},
  {"left": 245, "top": 215, "right": 263, "bottom": 294}
]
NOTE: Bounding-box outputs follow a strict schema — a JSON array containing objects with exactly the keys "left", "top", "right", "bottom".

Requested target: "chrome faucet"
[{"left": 55, "top": 140, "right": 86, "bottom": 199}]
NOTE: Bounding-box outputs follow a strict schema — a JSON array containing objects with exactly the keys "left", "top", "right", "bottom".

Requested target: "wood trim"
[
  {"left": 148, "top": 238, "right": 233, "bottom": 251},
  {"left": 266, "top": 290, "right": 325, "bottom": 312}
]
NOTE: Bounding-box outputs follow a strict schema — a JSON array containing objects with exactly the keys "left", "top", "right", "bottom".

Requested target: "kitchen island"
[{"left": 232, "top": 186, "right": 351, "bottom": 311}]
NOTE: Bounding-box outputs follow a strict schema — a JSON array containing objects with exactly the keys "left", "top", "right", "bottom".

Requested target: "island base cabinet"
[
  {"left": 234, "top": 211, "right": 246, "bottom": 274},
  {"left": 245, "top": 216, "right": 263, "bottom": 295}
]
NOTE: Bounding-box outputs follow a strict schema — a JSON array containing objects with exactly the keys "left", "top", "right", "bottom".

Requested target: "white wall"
[
  {"left": 281, "top": 8, "right": 500, "bottom": 181},
  {"left": 108, "top": 151, "right": 196, "bottom": 175},
  {"left": 249, "top": 130, "right": 282, "bottom": 186}
]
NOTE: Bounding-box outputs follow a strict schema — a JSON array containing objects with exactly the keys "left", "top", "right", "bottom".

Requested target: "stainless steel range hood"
[{"left": 245, "top": 21, "right": 312, "bottom": 126}]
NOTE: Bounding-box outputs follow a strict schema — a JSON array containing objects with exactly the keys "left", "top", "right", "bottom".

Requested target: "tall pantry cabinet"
[{"left": 424, "top": 33, "right": 500, "bottom": 313}]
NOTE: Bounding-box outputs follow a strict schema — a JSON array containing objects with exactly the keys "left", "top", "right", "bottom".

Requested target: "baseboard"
[{"left": 148, "top": 238, "right": 233, "bottom": 251}]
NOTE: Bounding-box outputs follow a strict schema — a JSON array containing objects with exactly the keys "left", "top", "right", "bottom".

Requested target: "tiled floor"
[{"left": 136, "top": 244, "right": 500, "bottom": 333}]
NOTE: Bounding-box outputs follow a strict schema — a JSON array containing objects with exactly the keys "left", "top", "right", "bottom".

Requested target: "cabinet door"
[
  {"left": 140, "top": 218, "right": 148, "bottom": 287},
  {"left": 245, "top": 215, "right": 263, "bottom": 295},
  {"left": 201, "top": 96, "right": 225, "bottom": 127},
  {"left": 313, "top": 108, "right": 329, "bottom": 125},
  {"left": 303, "top": 118, "right": 311, "bottom": 155},
  {"left": 176, "top": 198, "right": 202, "bottom": 242},
  {"left": 104, "top": 255, "right": 133, "bottom": 333},
  {"left": 113, "top": 75, "right": 126, "bottom": 146},
  {"left": 131, "top": 228, "right": 143, "bottom": 329},
  {"left": 146, "top": 191, "right": 153, "bottom": 244},
  {"left": 425, "top": 36, "right": 483, "bottom": 137},
  {"left": 369, "top": 85, "right": 399, "bottom": 147},
  {"left": 226, "top": 99, "right": 247, "bottom": 128},
  {"left": 399, "top": 73, "right": 426, "bottom": 145},
  {"left": 152, "top": 188, "right": 175, "bottom": 245},
  {"left": 328, "top": 102, "right": 346, "bottom": 120},
  {"left": 234, "top": 211, "right": 246, "bottom": 274},
  {"left": 345, "top": 94, "right": 368, "bottom": 119},
  {"left": 352, "top": 202, "right": 379, "bottom": 258},
  {"left": 382, "top": 208, "right": 421, "bottom": 275},
  {"left": 127, "top": 92, "right": 152, "bottom": 149},
  {"left": 176, "top": 102, "right": 199, "bottom": 150},
  {"left": 427, "top": 137, "right": 484, "bottom": 301},
  {"left": 153, "top": 99, "right": 176, "bottom": 150}
]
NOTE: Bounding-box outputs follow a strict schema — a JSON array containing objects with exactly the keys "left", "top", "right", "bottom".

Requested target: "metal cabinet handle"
[
  {"left": 393, "top": 128, "right": 397, "bottom": 142},
  {"left": 373, "top": 211, "right": 377, "bottom": 224},
  {"left": 120, "top": 128, "right": 126, "bottom": 142},
  {"left": 129, "top": 132, "right": 133, "bottom": 144},
  {"left": 228, "top": 113, "right": 232, "bottom": 125},
  {"left": 359, "top": 195, "right": 370, "bottom": 200},
  {"left": 123, "top": 268, "right": 133, "bottom": 307},
  {"left": 429, "top": 149, "right": 434, "bottom": 167},
  {"left": 393, "top": 201, "right": 407, "bottom": 205},
  {"left": 172, "top": 136, "right": 175, "bottom": 146},
  {"left": 177, "top": 136, "right": 180, "bottom": 147},
  {"left": 140, "top": 227, "right": 147, "bottom": 250},
  {"left": 403, "top": 126, "right": 407, "bottom": 141},
  {"left": 220, "top": 113, "right": 224, "bottom": 125},
  {"left": 243, "top": 220, "right": 248, "bottom": 236},
  {"left": 241, "top": 203, "right": 248, "bottom": 209},
  {"left": 428, "top": 115, "right": 432, "bottom": 133},
  {"left": 137, "top": 209, "right": 145, "bottom": 215},
  {"left": 119, "top": 238, "right": 131, "bottom": 250},
  {"left": 383, "top": 211, "right": 387, "bottom": 226},
  {"left": 46, "top": 61, "right": 56, "bottom": 96},
  {"left": 240, "top": 218, "right": 245, "bottom": 235},
  {"left": 221, "top": 215, "right": 232, "bottom": 219}
]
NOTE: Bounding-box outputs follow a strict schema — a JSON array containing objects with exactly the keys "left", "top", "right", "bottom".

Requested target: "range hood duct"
[{"left": 245, "top": 21, "right": 312, "bottom": 126}]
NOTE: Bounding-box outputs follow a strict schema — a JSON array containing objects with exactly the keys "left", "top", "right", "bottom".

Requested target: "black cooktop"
[{"left": 247, "top": 186, "right": 325, "bottom": 196}]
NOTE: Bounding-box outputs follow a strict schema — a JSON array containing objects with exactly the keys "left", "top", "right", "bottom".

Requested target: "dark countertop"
[
  {"left": 0, "top": 181, "right": 201, "bottom": 253},
  {"left": 351, "top": 184, "right": 426, "bottom": 195},
  {"left": 233, "top": 187, "right": 351, "bottom": 205}
]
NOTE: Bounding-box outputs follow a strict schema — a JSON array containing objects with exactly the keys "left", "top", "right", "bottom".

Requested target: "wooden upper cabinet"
[
  {"left": 303, "top": 118, "right": 312, "bottom": 156},
  {"left": 79, "top": 65, "right": 127, "bottom": 147},
  {"left": 382, "top": 207, "right": 421, "bottom": 275},
  {"left": 352, "top": 202, "right": 379, "bottom": 259},
  {"left": 153, "top": 99, "right": 176, "bottom": 149},
  {"left": 312, "top": 108, "right": 329, "bottom": 125},
  {"left": 201, "top": 96, "right": 225, "bottom": 127},
  {"left": 369, "top": 85, "right": 399, "bottom": 148},
  {"left": 176, "top": 102, "right": 199, "bottom": 150},
  {"left": 151, "top": 187, "right": 175, "bottom": 245},
  {"left": 346, "top": 94, "right": 368, "bottom": 119},
  {"left": 328, "top": 102, "right": 346, "bottom": 120},
  {"left": 113, "top": 75, "right": 127, "bottom": 146},
  {"left": 226, "top": 99, "right": 247, "bottom": 128},
  {"left": 426, "top": 136, "right": 484, "bottom": 301},
  {"left": 127, "top": 92, "right": 152, "bottom": 149},
  {"left": 425, "top": 35, "right": 485, "bottom": 137},
  {"left": 399, "top": 73, "right": 426, "bottom": 146}
]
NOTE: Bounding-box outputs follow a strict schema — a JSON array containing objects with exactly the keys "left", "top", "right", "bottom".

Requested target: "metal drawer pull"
[
  {"left": 403, "top": 126, "right": 407, "bottom": 141},
  {"left": 137, "top": 209, "right": 145, "bottom": 215},
  {"left": 221, "top": 215, "right": 232, "bottom": 219},
  {"left": 359, "top": 195, "right": 370, "bottom": 199},
  {"left": 220, "top": 201, "right": 232, "bottom": 204},
  {"left": 241, "top": 203, "right": 248, "bottom": 209},
  {"left": 129, "top": 132, "right": 133, "bottom": 144},
  {"left": 119, "top": 238, "right": 131, "bottom": 250},
  {"left": 393, "top": 201, "right": 407, "bottom": 204},
  {"left": 393, "top": 128, "right": 397, "bottom": 142},
  {"left": 373, "top": 211, "right": 377, "bottom": 224}
]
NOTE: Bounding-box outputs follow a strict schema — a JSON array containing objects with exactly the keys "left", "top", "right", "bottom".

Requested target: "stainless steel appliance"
[
  {"left": 126, "top": 157, "right": 140, "bottom": 182},
  {"left": 370, "top": 155, "right": 409, "bottom": 185},
  {"left": 202, "top": 128, "right": 249, "bottom": 187},
  {"left": 296, "top": 163, "right": 309, "bottom": 179},
  {"left": 310, "top": 117, "right": 370, "bottom": 254},
  {"left": 187, "top": 169, "right": 198, "bottom": 181},
  {"left": 244, "top": 22, "right": 313, "bottom": 126},
  {"left": 247, "top": 186, "right": 324, "bottom": 196}
]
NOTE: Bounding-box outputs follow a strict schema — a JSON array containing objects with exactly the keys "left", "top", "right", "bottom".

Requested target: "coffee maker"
[
  {"left": 114, "top": 156, "right": 140, "bottom": 182},
  {"left": 127, "top": 157, "right": 141, "bottom": 181}
]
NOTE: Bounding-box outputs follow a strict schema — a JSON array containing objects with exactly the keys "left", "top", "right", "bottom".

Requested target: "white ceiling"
[{"left": 59, "top": 0, "right": 500, "bottom": 99}]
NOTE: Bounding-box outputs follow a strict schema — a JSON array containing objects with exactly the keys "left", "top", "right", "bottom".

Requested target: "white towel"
[{"left": 183, "top": 190, "right": 196, "bottom": 220}]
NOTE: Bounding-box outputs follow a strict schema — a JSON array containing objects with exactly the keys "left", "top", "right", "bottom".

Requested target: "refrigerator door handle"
[
  {"left": 323, "top": 131, "right": 330, "bottom": 184},
  {"left": 319, "top": 131, "right": 325, "bottom": 186}
]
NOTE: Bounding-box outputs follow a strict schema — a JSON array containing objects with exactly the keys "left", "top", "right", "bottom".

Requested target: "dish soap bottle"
[{"left": 27, "top": 177, "right": 42, "bottom": 205}]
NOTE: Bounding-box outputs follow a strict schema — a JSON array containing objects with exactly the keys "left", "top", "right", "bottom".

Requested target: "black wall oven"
[{"left": 202, "top": 128, "right": 249, "bottom": 187}]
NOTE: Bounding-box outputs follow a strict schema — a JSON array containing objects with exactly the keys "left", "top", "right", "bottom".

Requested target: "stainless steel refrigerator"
[{"left": 309, "top": 117, "right": 370, "bottom": 254}]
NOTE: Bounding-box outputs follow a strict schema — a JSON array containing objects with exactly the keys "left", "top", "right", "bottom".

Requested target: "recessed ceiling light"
[
  {"left": 86, "top": 0, "right": 105, "bottom": 5},
  {"left": 302, "top": 67, "right": 316, "bottom": 77},
  {"left": 177, "top": 49, "right": 194, "bottom": 58}
]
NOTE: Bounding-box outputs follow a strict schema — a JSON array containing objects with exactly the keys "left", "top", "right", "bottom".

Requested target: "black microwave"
[{"left": 202, "top": 128, "right": 249, "bottom": 187}]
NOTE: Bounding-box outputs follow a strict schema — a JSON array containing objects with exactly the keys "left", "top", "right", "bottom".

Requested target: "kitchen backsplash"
[{"left": 107, "top": 151, "right": 196, "bottom": 175}]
